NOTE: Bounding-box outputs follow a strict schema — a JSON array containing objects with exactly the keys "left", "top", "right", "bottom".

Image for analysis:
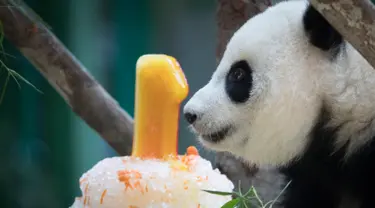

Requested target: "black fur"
[
  {"left": 279, "top": 107, "right": 375, "bottom": 208},
  {"left": 303, "top": 4, "right": 343, "bottom": 56},
  {"left": 272, "top": 4, "right": 374, "bottom": 208},
  {"left": 225, "top": 60, "right": 253, "bottom": 103}
]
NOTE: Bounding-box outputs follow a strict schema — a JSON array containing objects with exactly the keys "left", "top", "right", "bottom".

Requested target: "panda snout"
[
  {"left": 184, "top": 112, "right": 198, "bottom": 124},
  {"left": 183, "top": 84, "right": 217, "bottom": 128},
  {"left": 183, "top": 106, "right": 202, "bottom": 125},
  {"left": 182, "top": 100, "right": 204, "bottom": 125}
]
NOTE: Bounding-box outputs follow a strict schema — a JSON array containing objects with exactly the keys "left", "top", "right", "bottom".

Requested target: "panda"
[{"left": 183, "top": 0, "right": 375, "bottom": 208}]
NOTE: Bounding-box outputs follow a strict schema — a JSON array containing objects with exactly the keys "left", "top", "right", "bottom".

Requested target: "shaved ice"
[{"left": 70, "top": 148, "right": 234, "bottom": 208}]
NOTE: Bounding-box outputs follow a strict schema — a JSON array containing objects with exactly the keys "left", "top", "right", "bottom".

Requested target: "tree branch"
[
  {"left": 216, "top": 0, "right": 271, "bottom": 62},
  {"left": 310, "top": 0, "right": 375, "bottom": 68},
  {"left": 0, "top": 0, "right": 134, "bottom": 155}
]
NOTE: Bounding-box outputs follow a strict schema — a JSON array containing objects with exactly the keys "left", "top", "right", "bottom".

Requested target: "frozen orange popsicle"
[
  {"left": 71, "top": 55, "right": 234, "bottom": 208},
  {"left": 132, "top": 54, "right": 189, "bottom": 158}
]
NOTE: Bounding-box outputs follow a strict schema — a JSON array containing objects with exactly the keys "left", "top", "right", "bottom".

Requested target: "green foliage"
[
  {"left": 203, "top": 180, "right": 292, "bottom": 208},
  {"left": 0, "top": 21, "right": 42, "bottom": 105}
]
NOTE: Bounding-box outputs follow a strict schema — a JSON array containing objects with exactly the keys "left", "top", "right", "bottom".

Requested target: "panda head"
[{"left": 183, "top": 0, "right": 349, "bottom": 166}]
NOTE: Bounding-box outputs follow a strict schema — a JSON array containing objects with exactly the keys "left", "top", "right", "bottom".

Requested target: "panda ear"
[{"left": 303, "top": 4, "right": 343, "bottom": 51}]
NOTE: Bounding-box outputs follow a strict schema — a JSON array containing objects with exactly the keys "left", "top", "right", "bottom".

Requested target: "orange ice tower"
[{"left": 132, "top": 54, "right": 189, "bottom": 158}]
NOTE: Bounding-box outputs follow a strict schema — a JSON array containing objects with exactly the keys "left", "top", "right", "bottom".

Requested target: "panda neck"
[
  {"left": 287, "top": 105, "right": 375, "bottom": 169},
  {"left": 314, "top": 43, "right": 375, "bottom": 155},
  {"left": 279, "top": 106, "right": 375, "bottom": 208}
]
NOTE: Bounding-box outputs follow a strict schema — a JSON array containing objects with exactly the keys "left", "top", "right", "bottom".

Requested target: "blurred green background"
[{"left": 0, "top": 0, "right": 216, "bottom": 207}]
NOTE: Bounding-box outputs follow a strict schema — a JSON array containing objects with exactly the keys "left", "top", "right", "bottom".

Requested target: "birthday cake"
[
  {"left": 70, "top": 55, "right": 234, "bottom": 208},
  {"left": 70, "top": 147, "right": 234, "bottom": 208}
]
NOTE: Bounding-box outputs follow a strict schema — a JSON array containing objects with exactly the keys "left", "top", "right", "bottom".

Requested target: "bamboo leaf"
[
  {"left": 221, "top": 198, "right": 240, "bottom": 208},
  {"left": 202, "top": 189, "right": 234, "bottom": 196}
]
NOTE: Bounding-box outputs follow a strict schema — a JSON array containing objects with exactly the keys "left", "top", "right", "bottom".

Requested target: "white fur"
[{"left": 184, "top": 0, "right": 375, "bottom": 166}]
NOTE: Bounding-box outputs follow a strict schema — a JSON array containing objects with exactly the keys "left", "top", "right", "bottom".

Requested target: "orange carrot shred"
[
  {"left": 79, "top": 177, "right": 87, "bottom": 185},
  {"left": 100, "top": 189, "right": 107, "bottom": 204},
  {"left": 84, "top": 184, "right": 89, "bottom": 194},
  {"left": 84, "top": 196, "right": 88, "bottom": 205},
  {"left": 117, "top": 170, "right": 144, "bottom": 191},
  {"left": 133, "top": 181, "right": 144, "bottom": 194},
  {"left": 187, "top": 146, "right": 199, "bottom": 156}
]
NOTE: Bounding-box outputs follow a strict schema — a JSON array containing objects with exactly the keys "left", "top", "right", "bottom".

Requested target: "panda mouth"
[{"left": 201, "top": 126, "right": 233, "bottom": 143}]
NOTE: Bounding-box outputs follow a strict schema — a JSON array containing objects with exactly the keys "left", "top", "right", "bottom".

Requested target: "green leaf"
[
  {"left": 265, "top": 180, "right": 292, "bottom": 208},
  {"left": 8, "top": 69, "right": 21, "bottom": 89},
  {"left": 0, "top": 72, "right": 10, "bottom": 105},
  {"left": 0, "top": 22, "right": 5, "bottom": 59},
  {"left": 238, "top": 180, "right": 243, "bottom": 195},
  {"left": 221, "top": 198, "right": 240, "bottom": 208},
  {"left": 241, "top": 200, "right": 250, "bottom": 208},
  {"left": 8, "top": 68, "right": 43, "bottom": 94},
  {"left": 202, "top": 189, "right": 234, "bottom": 196},
  {"left": 243, "top": 186, "right": 254, "bottom": 198}
]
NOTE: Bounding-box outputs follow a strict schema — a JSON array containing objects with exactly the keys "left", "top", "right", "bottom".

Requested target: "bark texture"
[
  {"left": 310, "top": 0, "right": 375, "bottom": 69},
  {"left": 0, "top": 0, "right": 134, "bottom": 155},
  {"left": 216, "top": 0, "right": 271, "bottom": 62},
  {"left": 216, "top": 0, "right": 284, "bottom": 204}
]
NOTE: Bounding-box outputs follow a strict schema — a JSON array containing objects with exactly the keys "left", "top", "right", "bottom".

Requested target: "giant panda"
[{"left": 183, "top": 0, "right": 375, "bottom": 208}]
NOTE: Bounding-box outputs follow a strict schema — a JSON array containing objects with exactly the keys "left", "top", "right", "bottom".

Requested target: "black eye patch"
[{"left": 225, "top": 60, "right": 253, "bottom": 103}]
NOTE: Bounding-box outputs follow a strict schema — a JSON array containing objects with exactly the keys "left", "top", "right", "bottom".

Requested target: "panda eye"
[
  {"left": 228, "top": 68, "right": 246, "bottom": 82},
  {"left": 225, "top": 60, "right": 253, "bottom": 103},
  {"left": 226, "top": 60, "right": 251, "bottom": 83}
]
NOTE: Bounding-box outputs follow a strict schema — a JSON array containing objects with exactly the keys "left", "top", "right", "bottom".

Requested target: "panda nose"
[{"left": 184, "top": 112, "right": 198, "bottom": 124}]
